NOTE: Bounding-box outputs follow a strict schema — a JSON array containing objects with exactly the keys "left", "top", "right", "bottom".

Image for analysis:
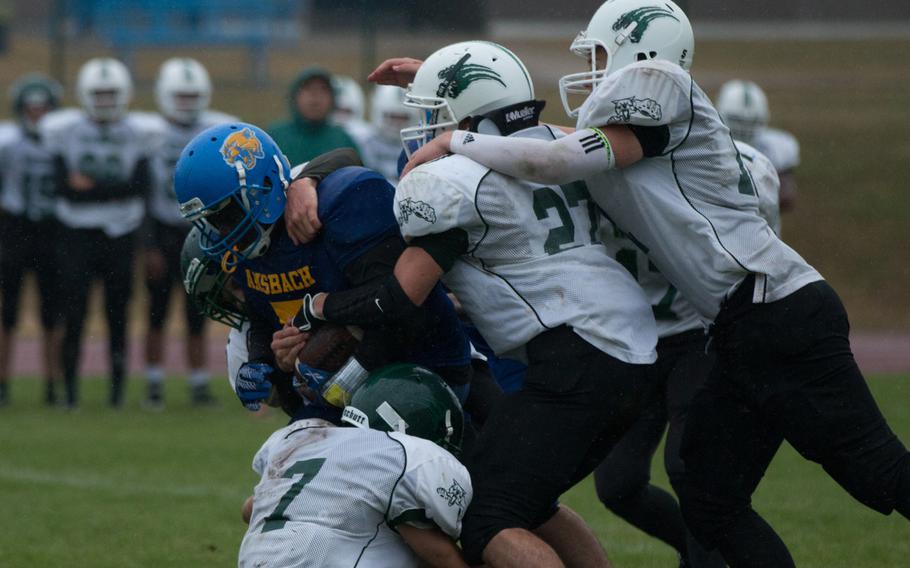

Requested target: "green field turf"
[{"left": 1, "top": 375, "right": 908, "bottom": 567}]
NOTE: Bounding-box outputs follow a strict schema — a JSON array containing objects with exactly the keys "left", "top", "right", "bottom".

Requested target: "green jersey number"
[
  {"left": 77, "top": 153, "right": 125, "bottom": 182},
  {"left": 532, "top": 181, "right": 600, "bottom": 255},
  {"left": 615, "top": 247, "right": 679, "bottom": 321},
  {"left": 261, "top": 458, "right": 326, "bottom": 533}
]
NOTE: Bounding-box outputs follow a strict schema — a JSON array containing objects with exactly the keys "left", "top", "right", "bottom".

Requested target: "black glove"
[{"left": 292, "top": 293, "right": 325, "bottom": 332}]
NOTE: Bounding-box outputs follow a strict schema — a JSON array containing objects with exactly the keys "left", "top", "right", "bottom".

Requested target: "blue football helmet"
[{"left": 174, "top": 122, "right": 291, "bottom": 268}]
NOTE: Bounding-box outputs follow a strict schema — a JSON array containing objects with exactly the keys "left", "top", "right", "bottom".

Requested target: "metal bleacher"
[{"left": 89, "top": 0, "right": 304, "bottom": 85}]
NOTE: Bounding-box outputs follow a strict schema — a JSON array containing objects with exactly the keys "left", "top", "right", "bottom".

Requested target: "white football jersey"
[
  {"left": 226, "top": 321, "right": 251, "bottom": 393},
  {"left": 360, "top": 133, "right": 405, "bottom": 186},
  {"left": 600, "top": 139, "right": 782, "bottom": 338},
  {"left": 0, "top": 125, "right": 56, "bottom": 221},
  {"left": 148, "top": 110, "right": 238, "bottom": 226},
  {"left": 238, "top": 419, "right": 471, "bottom": 568},
  {"left": 42, "top": 110, "right": 158, "bottom": 237},
  {"left": 396, "top": 125, "right": 657, "bottom": 364},
  {"left": 576, "top": 60, "right": 821, "bottom": 321},
  {"left": 753, "top": 127, "right": 800, "bottom": 174}
]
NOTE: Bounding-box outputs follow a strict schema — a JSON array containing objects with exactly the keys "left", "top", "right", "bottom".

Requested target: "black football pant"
[
  {"left": 681, "top": 277, "right": 910, "bottom": 568},
  {"left": 595, "top": 329, "right": 725, "bottom": 568},
  {"left": 145, "top": 221, "right": 204, "bottom": 335},
  {"left": 0, "top": 217, "right": 60, "bottom": 332},
  {"left": 460, "top": 326, "right": 657, "bottom": 565},
  {"left": 60, "top": 228, "right": 136, "bottom": 406}
]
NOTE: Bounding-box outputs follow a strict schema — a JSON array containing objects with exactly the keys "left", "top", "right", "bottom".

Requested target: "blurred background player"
[
  {"left": 716, "top": 79, "right": 800, "bottom": 224},
  {"left": 142, "top": 57, "right": 237, "bottom": 408},
  {"left": 46, "top": 57, "right": 153, "bottom": 408},
  {"left": 331, "top": 74, "right": 375, "bottom": 154},
  {"left": 267, "top": 66, "right": 359, "bottom": 164},
  {"left": 366, "top": 85, "right": 420, "bottom": 185},
  {"left": 239, "top": 364, "right": 471, "bottom": 568},
  {"left": 0, "top": 73, "right": 64, "bottom": 406}
]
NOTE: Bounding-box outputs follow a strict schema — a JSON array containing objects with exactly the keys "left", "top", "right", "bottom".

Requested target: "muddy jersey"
[
  {"left": 148, "top": 110, "right": 238, "bottom": 226},
  {"left": 238, "top": 419, "right": 471, "bottom": 568},
  {"left": 576, "top": 60, "right": 821, "bottom": 321},
  {"left": 396, "top": 125, "right": 657, "bottom": 364}
]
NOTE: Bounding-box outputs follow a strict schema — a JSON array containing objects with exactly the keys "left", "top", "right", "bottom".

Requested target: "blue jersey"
[{"left": 235, "top": 166, "right": 470, "bottom": 369}]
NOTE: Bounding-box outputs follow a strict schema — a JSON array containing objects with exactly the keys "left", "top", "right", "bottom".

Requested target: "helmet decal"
[
  {"left": 435, "top": 53, "right": 506, "bottom": 99},
  {"left": 612, "top": 5, "right": 680, "bottom": 44},
  {"left": 220, "top": 127, "right": 265, "bottom": 170}
]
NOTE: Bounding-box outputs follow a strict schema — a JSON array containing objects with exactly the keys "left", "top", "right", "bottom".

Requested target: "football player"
[
  {"left": 0, "top": 74, "right": 63, "bottom": 406},
  {"left": 239, "top": 364, "right": 471, "bottom": 568},
  {"left": 401, "top": 2, "right": 910, "bottom": 565},
  {"left": 142, "top": 57, "right": 237, "bottom": 408},
  {"left": 173, "top": 125, "right": 483, "bottom": 421},
  {"left": 300, "top": 41, "right": 659, "bottom": 567},
  {"left": 716, "top": 79, "right": 800, "bottom": 224},
  {"left": 45, "top": 58, "right": 154, "bottom": 408}
]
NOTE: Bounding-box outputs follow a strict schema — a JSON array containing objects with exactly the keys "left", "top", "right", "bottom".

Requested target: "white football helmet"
[
  {"left": 370, "top": 85, "right": 420, "bottom": 143},
  {"left": 402, "top": 41, "right": 535, "bottom": 156},
  {"left": 76, "top": 57, "right": 133, "bottom": 122},
  {"left": 559, "top": 0, "right": 694, "bottom": 118},
  {"left": 155, "top": 57, "right": 212, "bottom": 125},
  {"left": 716, "top": 80, "right": 769, "bottom": 144},
  {"left": 332, "top": 75, "right": 366, "bottom": 124}
]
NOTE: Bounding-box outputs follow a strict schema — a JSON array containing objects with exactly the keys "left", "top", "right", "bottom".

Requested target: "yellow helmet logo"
[{"left": 220, "top": 127, "right": 265, "bottom": 170}]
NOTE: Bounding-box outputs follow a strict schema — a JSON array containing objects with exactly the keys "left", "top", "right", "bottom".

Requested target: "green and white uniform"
[
  {"left": 238, "top": 419, "right": 471, "bottom": 568},
  {"left": 396, "top": 125, "right": 657, "bottom": 363},
  {"left": 42, "top": 109, "right": 158, "bottom": 237},
  {"left": 600, "top": 139, "right": 782, "bottom": 337},
  {"left": 577, "top": 60, "right": 820, "bottom": 321}
]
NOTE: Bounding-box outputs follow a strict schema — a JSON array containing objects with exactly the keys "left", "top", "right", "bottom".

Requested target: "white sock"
[
  {"left": 189, "top": 369, "right": 210, "bottom": 388},
  {"left": 146, "top": 366, "right": 165, "bottom": 385}
]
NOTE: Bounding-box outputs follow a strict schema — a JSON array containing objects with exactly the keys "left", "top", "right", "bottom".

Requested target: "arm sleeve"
[
  {"left": 293, "top": 148, "right": 362, "bottom": 183},
  {"left": 387, "top": 448, "right": 473, "bottom": 539}
]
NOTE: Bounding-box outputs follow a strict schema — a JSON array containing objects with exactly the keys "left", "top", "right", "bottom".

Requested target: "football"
[{"left": 296, "top": 323, "right": 361, "bottom": 372}]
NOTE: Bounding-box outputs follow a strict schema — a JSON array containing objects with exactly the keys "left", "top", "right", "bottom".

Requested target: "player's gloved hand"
[
  {"left": 293, "top": 361, "right": 332, "bottom": 400},
  {"left": 292, "top": 293, "right": 325, "bottom": 332},
  {"left": 235, "top": 362, "right": 274, "bottom": 411}
]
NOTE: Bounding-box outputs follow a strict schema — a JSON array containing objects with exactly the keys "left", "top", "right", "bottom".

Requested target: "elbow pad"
[{"left": 323, "top": 274, "right": 421, "bottom": 327}]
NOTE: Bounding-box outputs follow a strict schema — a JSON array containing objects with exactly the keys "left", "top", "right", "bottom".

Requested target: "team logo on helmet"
[
  {"left": 612, "top": 6, "right": 680, "bottom": 44},
  {"left": 220, "top": 127, "right": 265, "bottom": 169},
  {"left": 436, "top": 53, "right": 506, "bottom": 99}
]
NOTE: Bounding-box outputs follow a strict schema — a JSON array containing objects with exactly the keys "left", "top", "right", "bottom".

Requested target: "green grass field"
[{"left": 1, "top": 375, "right": 908, "bottom": 567}]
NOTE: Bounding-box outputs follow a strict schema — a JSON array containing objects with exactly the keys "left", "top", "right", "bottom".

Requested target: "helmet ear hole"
[{"left": 649, "top": 51, "right": 658, "bottom": 58}]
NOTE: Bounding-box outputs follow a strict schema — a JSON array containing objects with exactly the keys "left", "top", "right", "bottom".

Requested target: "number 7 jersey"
[{"left": 395, "top": 125, "right": 657, "bottom": 364}]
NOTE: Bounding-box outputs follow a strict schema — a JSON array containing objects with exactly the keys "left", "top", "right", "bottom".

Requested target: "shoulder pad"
[
  {"left": 318, "top": 166, "right": 399, "bottom": 253},
  {"left": 38, "top": 107, "right": 83, "bottom": 137}
]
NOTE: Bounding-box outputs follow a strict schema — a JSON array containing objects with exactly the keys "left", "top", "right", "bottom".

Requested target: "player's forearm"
[
  {"left": 294, "top": 147, "right": 362, "bottom": 183},
  {"left": 398, "top": 525, "right": 470, "bottom": 568},
  {"left": 448, "top": 128, "right": 619, "bottom": 185}
]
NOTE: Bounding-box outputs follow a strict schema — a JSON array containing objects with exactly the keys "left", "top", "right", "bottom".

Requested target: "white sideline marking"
[{"left": 0, "top": 465, "right": 244, "bottom": 500}]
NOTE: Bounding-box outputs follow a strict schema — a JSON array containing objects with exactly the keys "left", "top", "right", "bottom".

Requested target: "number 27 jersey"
[{"left": 396, "top": 125, "right": 656, "bottom": 364}]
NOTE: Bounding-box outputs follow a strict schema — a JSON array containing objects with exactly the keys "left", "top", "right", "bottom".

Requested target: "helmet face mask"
[
  {"left": 181, "top": 227, "right": 247, "bottom": 329},
  {"left": 400, "top": 95, "right": 458, "bottom": 157},
  {"left": 558, "top": 0, "right": 695, "bottom": 118},
  {"left": 175, "top": 124, "right": 290, "bottom": 269},
  {"left": 155, "top": 58, "right": 212, "bottom": 126}
]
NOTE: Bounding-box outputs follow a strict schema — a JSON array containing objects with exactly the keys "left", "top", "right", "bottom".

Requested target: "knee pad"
[{"left": 594, "top": 465, "right": 649, "bottom": 510}]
